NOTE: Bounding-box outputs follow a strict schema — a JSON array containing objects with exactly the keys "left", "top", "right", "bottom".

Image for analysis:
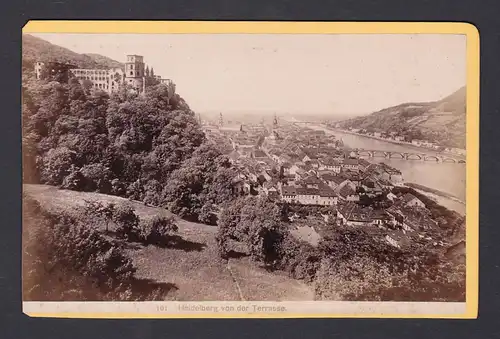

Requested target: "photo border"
[{"left": 21, "top": 20, "right": 480, "bottom": 319}]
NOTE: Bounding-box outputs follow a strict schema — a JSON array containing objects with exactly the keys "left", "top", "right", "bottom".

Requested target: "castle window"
[{"left": 130, "top": 71, "right": 133, "bottom": 76}]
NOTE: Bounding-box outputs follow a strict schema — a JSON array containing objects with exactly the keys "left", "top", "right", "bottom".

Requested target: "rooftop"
[
  {"left": 401, "top": 193, "right": 421, "bottom": 205},
  {"left": 322, "top": 174, "right": 346, "bottom": 185},
  {"left": 343, "top": 158, "right": 360, "bottom": 165},
  {"left": 338, "top": 184, "right": 356, "bottom": 198}
]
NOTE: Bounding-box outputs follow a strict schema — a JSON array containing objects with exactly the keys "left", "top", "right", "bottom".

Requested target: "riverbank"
[
  {"left": 404, "top": 182, "right": 463, "bottom": 203},
  {"left": 404, "top": 182, "right": 465, "bottom": 215},
  {"left": 322, "top": 126, "right": 465, "bottom": 159}
]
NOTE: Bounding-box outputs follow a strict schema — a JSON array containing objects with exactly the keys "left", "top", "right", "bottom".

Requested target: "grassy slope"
[{"left": 24, "top": 184, "right": 314, "bottom": 301}]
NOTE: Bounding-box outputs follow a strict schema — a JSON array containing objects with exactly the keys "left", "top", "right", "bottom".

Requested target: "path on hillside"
[{"left": 24, "top": 184, "right": 315, "bottom": 301}]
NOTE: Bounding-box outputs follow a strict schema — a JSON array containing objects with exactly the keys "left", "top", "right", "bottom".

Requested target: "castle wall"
[{"left": 34, "top": 54, "right": 165, "bottom": 95}]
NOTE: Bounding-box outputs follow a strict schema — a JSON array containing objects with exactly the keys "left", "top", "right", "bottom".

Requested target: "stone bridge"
[
  {"left": 355, "top": 149, "right": 465, "bottom": 163},
  {"left": 291, "top": 121, "right": 321, "bottom": 126}
]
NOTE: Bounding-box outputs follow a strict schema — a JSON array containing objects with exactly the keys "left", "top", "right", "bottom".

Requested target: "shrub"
[
  {"left": 110, "top": 178, "right": 127, "bottom": 196},
  {"left": 139, "top": 216, "right": 178, "bottom": 245},
  {"left": 314, "top": 257, "right": 398, "bottom": 301},
  {"left": 112, "top": 203, "right": 140, "bottom": 241},
  {"left": 81, "top": 200, "right": 116, "bottom": 232},
  {"left": 198, "top": 202, "right": 217, "bottom": 225},
  {"left": 276, "top": 233, "right": 321, "bottom": 282},
  {"left": 23, "top": 196, "right": 137, "bottom": 301},
  {"left": 61, "top": 166, "right": 85, "bottom": 191}
]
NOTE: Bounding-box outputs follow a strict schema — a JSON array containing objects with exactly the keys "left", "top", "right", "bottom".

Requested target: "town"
[
  {"left": 202, "top": 113, "right": 460, "bottom": 251},
  {"left": 30, "top": 52, "right": 463, "bottom": 253},
  {"left": 22, "top": 33, "right": 468, "bottom": 305}
]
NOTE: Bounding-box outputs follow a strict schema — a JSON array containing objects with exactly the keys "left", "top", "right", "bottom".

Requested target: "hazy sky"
[{"left": 31, "top": 33, "right": 466, "bottom": 116}]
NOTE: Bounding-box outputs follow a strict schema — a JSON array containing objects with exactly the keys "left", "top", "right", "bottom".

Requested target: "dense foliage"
[
  {"left": 22, "top": 77, "right": 238, "bottom": 222},
  {"left": 216, "top": 198, "right": 465, "bottom": 302},
  {"left": 314, "top": 226, "right": 465, "bottom": 301},
  {"left": 23, "top": 196, "right": 185, "bottom": 301},
  {"left": 216, "top": 196, "right": 287, "bottom": 266}
]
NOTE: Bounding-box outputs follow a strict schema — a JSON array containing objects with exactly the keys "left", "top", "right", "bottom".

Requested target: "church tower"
[
  {"left": 219, "top": 113, "right": 224, "bottom": 127},
  {"left": 273, "top": 113, "right": 278, "bottom": 130},
  {"left": 125, "top": 55, "right": 146, "bottom": 92},
  {"left": 268, "top": 113, "right": 281, "bottom": 144},
  {"left": 271, "top": 113, "right": 280, "bottom": 139}
]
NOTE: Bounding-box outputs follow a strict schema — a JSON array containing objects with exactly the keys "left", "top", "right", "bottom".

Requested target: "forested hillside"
[
  {"left": 337, "top": 86, "right": 466, "bottom": 148},
  {"left": 22, "top": 34, "right": 124, "bottom": 76},
  {"left": 22, "top": 76, "right": 237, "bottom": 223}
]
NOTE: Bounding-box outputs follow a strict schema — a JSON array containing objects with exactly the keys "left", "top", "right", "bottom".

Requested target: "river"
[{"left": 300, "top": 123, "right": 466, "bottom": 214}]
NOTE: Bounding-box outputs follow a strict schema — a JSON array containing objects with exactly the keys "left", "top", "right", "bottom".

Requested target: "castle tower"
[{"left": 125, "top": 55, "right": 146, "bottom": 92}]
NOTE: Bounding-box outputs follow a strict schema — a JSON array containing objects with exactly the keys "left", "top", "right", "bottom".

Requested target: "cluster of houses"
[
  {"left": 207, "top": 122, "right": 405, "bottom": 208},
  {"left": 202, "top": 116, "right": 449, "bottom": 250},
  {"left": 335, "top": 192, "right": 442, "bottom": 249}
]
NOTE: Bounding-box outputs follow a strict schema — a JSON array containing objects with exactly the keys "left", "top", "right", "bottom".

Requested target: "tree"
[
  {"left": 61, "top": 166, "right": 85, "bottom": 191},
  {"left": 80, "top": 163, "right": 113, "bottom": 193},
  {"left": 112, "top": 203, "right": 140, "bottom": 241},
  {"left": 40, "top": 147, "right": 77, "bottom": 186},
  {"left": 139, "top": 216, "right": 178, "bottom": 245},
  {"left": 82, "top": 79, "right": 93, "bottom": 94},
  {"left": 216, "top": 196, "right": 287, "bottom": 267}
]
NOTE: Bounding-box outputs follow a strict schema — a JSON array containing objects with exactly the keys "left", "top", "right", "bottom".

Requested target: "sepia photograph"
[{"left": 21, "top": 22, "right": 478, "bottom": 318}]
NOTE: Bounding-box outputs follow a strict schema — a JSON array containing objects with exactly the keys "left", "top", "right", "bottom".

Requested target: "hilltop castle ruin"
[{"left": 34, "top": 54, "right": 172, "bottom": 94}]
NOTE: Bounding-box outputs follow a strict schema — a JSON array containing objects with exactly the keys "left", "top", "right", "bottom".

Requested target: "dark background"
[{"left": 1, "top": 0, "right": 499, "bottom": 338}]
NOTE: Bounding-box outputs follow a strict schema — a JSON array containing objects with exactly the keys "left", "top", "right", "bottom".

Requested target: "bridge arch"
[
  {"left": 406, "top": 153, "right": 422, "bottom": 160},
  {"left": 442, "top": 158, "right": 457, "bottom": 163},
  {"left": 423, "top": 155, "right": 440, "bottom": 162},
  {"left": 388, "top": 152, "right": 405, "bottom": 159},
  {"left": 358, "top": 150, "right": 372, "bottom": 158},
  {"left": 372, "top": 151, "right": 387, "bottom": 158}
]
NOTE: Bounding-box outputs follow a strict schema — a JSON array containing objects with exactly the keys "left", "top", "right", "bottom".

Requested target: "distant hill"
[
  {"left": 22, "top": 34, "right": 123, "bottom": 71},
  {"left": 337, "top": 87, "right": 466, "bottom": 148}
]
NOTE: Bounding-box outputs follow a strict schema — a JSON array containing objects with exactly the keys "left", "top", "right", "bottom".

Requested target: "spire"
[
  {"left": 219, "top": 112, "right": 224, "bottom": 127},
  {"left": 145, "top": 66, "right": 150, "bottom": 77},
  {"left": 150, "top": 67, "right": 155, "bottom": 77},
  {"left": 273, "top": 113, "right": 278, "bottom": 129}
]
